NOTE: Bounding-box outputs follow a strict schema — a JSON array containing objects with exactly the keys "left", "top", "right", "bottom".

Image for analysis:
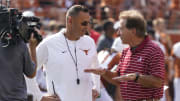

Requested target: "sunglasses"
[{"left": 81, "top": 21, "right": 90, "bottom": 26}]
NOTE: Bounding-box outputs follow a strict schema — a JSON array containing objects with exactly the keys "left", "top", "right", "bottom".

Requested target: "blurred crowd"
[
  {"left": 5, "top": 0, "right": 180, "bottom": 37},
  {"left": 2, "top": 0, "right": 180, "bottom": 101}
]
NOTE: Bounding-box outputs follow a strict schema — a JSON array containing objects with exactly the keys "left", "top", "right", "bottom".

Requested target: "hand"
[
  {"left": 40, "top": 95, "right": 61, "bottom": 101},
  {"left": 112, "top": 73, "right": 137, "bottom": 82},
  {"left": 84, "top": 68, "right": 106, "bottom": 75},
  {"left": 29, "top": 33, "right": 38, "bottom": 49},
  {"left": 38, "top": 85, "right": 47, "bottom": 92},
  {"left": 92, "top": 89, "right": 100, "bottom": 101}
]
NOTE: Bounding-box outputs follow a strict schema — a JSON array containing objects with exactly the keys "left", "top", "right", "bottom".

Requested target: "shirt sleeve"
[
  {"left": 90, "top": 40, "right": 101, "bottom": 93},
  {"left": 36, "top": 40, "right": 48, "bottom": 70},
  {"left": 148, "top": 49, "right": 165, "bottom": 80}
]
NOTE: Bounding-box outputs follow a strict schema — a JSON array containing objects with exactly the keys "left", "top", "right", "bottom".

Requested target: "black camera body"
[{"left": 0, "top": 6, "right": 42, "bottom": 45}]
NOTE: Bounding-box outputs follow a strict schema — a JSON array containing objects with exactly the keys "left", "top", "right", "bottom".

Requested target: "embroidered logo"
[
  {"left": 137, "top": 57, "right": 142, "bottom": 62},
  {"left": 80, "top": 49, "right": 89, "bottom": 55}
]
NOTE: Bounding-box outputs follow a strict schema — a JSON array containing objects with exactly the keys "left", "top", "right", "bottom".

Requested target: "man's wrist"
[
  {"left": 134, "top": 73, "right": 140, "bottom": 82},
  {"left": 101, "top": 68, "right": 107, "bottom": 76}
]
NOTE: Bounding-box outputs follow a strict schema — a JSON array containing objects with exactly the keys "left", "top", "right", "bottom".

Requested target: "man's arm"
[
  {"left": 108, "top": 52, "right": 121, "bottom": 70},
  {"left": 84, "top": 68, "right": 119, "bottom": 85},
  {"left": 28, "top": 34, "right": 38, "bottom": 78},
  {"left": 102, "top": 70, "right": 120, "bottom": 85},
  {"left": 113, "top": 73, "right": 163, "bottom": 88},
  {"left": 137, "top": 74, "right": 163, "bottom": 88}
]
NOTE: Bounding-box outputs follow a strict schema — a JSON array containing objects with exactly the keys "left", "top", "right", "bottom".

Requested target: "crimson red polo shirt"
[{"left": 117, "top": 36, "right": 165, "bottom": 100}]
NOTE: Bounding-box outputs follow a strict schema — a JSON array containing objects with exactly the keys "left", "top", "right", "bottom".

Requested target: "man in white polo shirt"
[{"left": 37, "top": 5, "right": 100, "bottom": 101}]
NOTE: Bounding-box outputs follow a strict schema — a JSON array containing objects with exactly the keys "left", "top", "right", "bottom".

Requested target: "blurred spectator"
[
  {"left": 94, "top": 24, "right": 103, "bottom": 34},
  {"left": 147, "top": 28, "right": 166, "bottom": 54},
  {"left": 97, "top": 21, "right": 128, "bottom": 101},
  {"left": 97, "top": 20, "right": 115, "bottom": 52},
  {"left": 100, "top": 0, "right": 125, "bottom": 20},
  {"left": 88, "top": 18, "right": 101, "bottom": 44},
  {"left": 168, "top": 0, "right": 180, "bottom": 28},
  {"left": 98, "top": 37, "right": 128, "bottom": 101},
  {"left": 153, "top": 18, "right": 173, "bottom": 55},
  {"left": 45, "top": 20, "right": 65, "bottom": 37}
]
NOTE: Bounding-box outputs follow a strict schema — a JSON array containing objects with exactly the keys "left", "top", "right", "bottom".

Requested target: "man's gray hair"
[
  {"left": 66, "top": 5, "right": 89, "bottom": 21},
  {"left": 119, "top": 10, "right": 147, "bottom": 38}
]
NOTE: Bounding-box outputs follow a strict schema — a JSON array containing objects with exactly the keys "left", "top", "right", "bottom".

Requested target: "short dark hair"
[
  {"left": 119, "top": 10, "right": 146, "bottom": 38},
  {"left": 103, "top": 20, "right": 114, "bottom": 31},
  {"left": 66, "top": 5, "right": 89, "bottom": 18}
]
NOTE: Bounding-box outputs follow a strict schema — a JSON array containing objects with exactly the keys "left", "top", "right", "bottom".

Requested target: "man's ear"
[
  {"left": 131, "top": 28, "right": 136, "bottom": 35},
  {"left": 68, "top": 16, "right": 72, "bottom": 24}
]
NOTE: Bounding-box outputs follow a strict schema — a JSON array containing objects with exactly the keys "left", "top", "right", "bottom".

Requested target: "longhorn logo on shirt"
[{"left": 80, "top": 49, "right": 89, "bottom": 55}]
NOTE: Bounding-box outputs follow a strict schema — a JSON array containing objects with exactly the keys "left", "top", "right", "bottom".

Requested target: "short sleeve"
[
  {"left": 148, "top": 50, "right": 165, "bottom": 80},
  {"left": 36, "top": 41, "right": 48, "bottom": 69},
  {"left": 89, "top": 37, "right": 101, "bottom": 93}
]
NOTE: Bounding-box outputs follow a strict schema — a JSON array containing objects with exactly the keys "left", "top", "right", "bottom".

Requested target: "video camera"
[{"left": 0, "top": 1, "right": 42, "bottom": 47}]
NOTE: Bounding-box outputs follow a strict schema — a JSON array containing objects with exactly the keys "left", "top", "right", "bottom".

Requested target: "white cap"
[
  {"left": 113, "top": 21, "right": 120, "bottom": 30},
  {"left": 111, "top": 37, "right": 129, "bottom": 52},
  {"left": 173, "top": 41, "right": 180, "bottom": 58},
  {"left": 22, "top": 11, "right": 35, "bottom": 17}
]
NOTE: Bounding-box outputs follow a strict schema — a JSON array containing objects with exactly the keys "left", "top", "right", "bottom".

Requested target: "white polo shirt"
[{"left": 36, "top": 29, "right": 100, "bottom": 101}]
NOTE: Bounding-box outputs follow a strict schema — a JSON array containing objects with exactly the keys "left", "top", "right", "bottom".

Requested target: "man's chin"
[
  {"left": 80, "top": 34, "right": 84, "bottom": 37},
  {"left": 77, "top": 34, "right": 84, "bottom": 38},
  {"left": 80, "top": 32, "right": 85, "bottom": 36}
]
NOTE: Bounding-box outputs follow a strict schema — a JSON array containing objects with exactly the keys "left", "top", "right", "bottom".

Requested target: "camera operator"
[{"left": 0, "top": 16, "right": 39, "bottom": 101}]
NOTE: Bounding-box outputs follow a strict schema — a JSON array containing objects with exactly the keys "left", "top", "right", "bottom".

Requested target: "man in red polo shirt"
[{"left": 85, "top": 10, "right": 165, "bottom": 101}]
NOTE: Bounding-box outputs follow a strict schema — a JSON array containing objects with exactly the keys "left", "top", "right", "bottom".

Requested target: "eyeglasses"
[{"left": 81, "top": 21, "right": 90, "bottom": 26}]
